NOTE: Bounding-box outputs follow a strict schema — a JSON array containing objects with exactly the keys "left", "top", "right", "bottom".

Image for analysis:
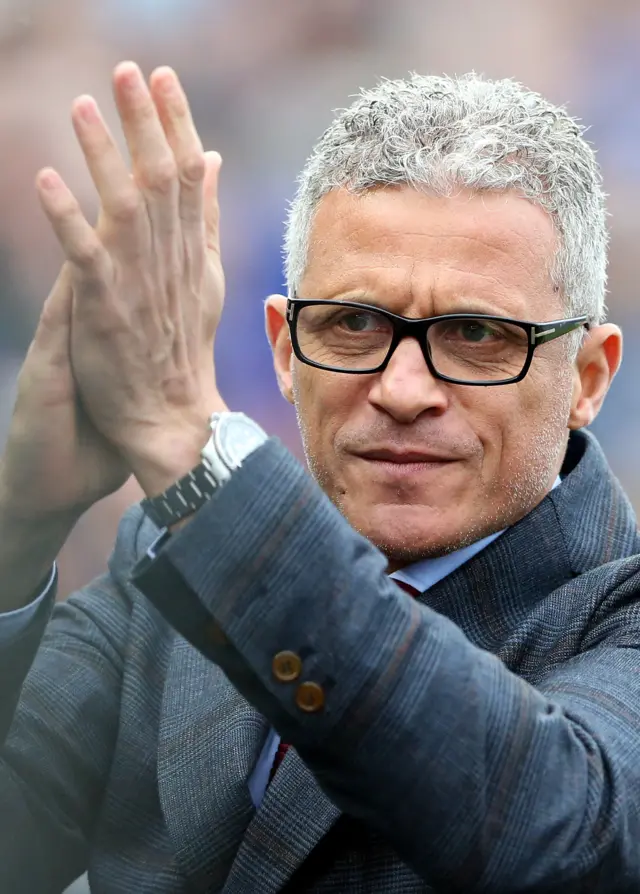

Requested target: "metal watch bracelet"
[{"left": 139, "top": 458, "right": 223, "bottom": 530}]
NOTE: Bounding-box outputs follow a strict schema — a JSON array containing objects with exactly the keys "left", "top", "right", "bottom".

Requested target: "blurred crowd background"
[{"left": 1, "top": 0, "right": 639, "bottom": 599}]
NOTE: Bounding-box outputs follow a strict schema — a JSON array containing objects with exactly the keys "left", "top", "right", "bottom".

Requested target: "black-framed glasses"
[{"left": 286, "top": 296, "right": 589, "bottom": 386}]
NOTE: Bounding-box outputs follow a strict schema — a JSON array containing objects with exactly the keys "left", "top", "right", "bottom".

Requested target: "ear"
[
  {"left": 568, "top": 323, "right": 622, "bottom": 430},
  {"left": 265, "top": 294, "right": 295, "bottom": 404}
]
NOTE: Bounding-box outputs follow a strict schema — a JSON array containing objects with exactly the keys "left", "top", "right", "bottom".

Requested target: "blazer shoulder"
[
  {"left": 573, "top": 552, "right": 640, "bottom": 648},
  {"left": 583, "top": 551, "right": 640, "bottom": 596}
]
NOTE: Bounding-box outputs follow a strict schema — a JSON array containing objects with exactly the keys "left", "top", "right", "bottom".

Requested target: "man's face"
[{"left": 267, "top": 187, "right": 617, "bottom": 565}]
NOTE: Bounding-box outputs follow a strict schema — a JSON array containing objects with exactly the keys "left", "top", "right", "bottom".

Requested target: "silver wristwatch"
[{"left": 140, "top": 411, "right": 268, "bottom": 530}]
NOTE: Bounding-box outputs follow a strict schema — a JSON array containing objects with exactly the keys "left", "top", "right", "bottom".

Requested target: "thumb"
[
  {"left": 32, "top": 264, "right": 73, "bottom": 358},
  {"left": 203, "top": 151, "right": 222, "bottom": 258}
]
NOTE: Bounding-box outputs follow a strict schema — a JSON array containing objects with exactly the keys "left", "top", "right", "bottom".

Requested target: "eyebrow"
[
  {"left": 313, "top": 289, "right": 381, "bottom": 303},
  {"left": 299, "top": 291, "right": 522, "bottom": 319}
]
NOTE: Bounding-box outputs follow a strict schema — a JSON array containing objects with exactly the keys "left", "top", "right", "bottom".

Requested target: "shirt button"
[
  {"left": 272, "top": 650, "right": 303, "bottom": 683},
  {"left": 295, "top": 681, "right": 325, "bottom": 713}
]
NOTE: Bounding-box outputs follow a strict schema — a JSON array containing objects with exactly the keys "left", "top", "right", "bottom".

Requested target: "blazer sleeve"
[
  {"left": 0, "top": 512, "right": 141, "bottom": 894},
  {"left": 0, "top": 565, "right": 57, "bottom": 645},
  {"left": 0, "top": 568, "right": 57, "bottom": 744},
  {"left": 135, "top": 438, "right": 640, "bottom": 894}
]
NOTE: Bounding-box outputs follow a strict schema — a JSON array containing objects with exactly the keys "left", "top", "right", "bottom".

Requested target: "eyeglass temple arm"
[{"left": 533, "top": 318, "right": 589, "bottom": 346}]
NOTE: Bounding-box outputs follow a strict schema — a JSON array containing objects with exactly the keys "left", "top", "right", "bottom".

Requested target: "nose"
[{"left": 367, "top": 337, "right": 449, "bottom": 424}]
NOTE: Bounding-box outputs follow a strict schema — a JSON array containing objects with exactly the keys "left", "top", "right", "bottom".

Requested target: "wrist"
[
  {"left": 124, "top": 397, "right": 229, "bottom": 499},
  {"left": 0, "top": 466, "right": 84, "bottom": 529},
  {"left": 138, "top": 410, "right": 268, "bottom": 532},
  {"left": 127, "top": 427, "right": 210, "bottom": 499},
  {"left": 0, "top": 499, "right": 75, "bottom": 612}
]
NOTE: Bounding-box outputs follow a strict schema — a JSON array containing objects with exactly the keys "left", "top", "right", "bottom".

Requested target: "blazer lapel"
[
  {"left": 157, "top": 634, "right": 269, "bottom": 893},
  {"left": 222, "top": 746, "right": 341, "bottom": 894}
]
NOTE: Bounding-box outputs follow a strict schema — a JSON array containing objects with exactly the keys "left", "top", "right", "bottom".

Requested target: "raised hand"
[
  {"left": 36, "top": 62, "right": 227, "bottom": 498},
  {"left": 0, "top": 264, "right": 130, "bottom": 523}
]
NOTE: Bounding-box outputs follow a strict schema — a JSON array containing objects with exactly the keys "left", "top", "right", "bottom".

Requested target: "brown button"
[
  {"left": 295, "top": 681, "right": 325, "bottom": 713},
  {"left": 272, "top": 650, "right": 303, "bottom": 683}
]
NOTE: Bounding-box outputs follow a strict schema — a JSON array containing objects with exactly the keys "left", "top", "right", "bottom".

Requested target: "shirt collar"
[{"left": 390, "top": 476, "right": 562, "bottom": 594}]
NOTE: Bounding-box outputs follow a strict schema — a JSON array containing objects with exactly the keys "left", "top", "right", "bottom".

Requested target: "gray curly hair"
[{"left": 284, "top": 73, "right": 608, "bottom": 325}]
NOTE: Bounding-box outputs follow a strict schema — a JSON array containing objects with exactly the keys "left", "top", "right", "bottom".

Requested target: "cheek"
[
  {"left": 520, "top": 356, "right": 574, "bottom": 433},
  {"left": 471, "top": 362, "right": 572, "bottom": 484},
  {"left": 292, "top": 365, "right": 352, "bottom": 452},
  {"left": 455, "top": 376, "right": 556, "bottom": 471},
  {"left": 292, "top": 365, "right": 370, "bottom": 484}
]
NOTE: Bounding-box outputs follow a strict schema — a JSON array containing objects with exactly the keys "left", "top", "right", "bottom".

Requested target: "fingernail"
[
  {"left": 115, "top": 61, "right": 142, "bottom": 92},
  {"left": 39, "top": 169, "right": 60, "bottom": 191},
  {"left": 153, "top": 66, "right": 178, "bottom": 95},
  {"left": 74, "top": 96, "right": 98, "bottom": 125}
]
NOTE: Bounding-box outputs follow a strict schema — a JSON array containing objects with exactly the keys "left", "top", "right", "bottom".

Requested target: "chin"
[{"left": 340, "top": 501, "right": 483, "bottom": 563}]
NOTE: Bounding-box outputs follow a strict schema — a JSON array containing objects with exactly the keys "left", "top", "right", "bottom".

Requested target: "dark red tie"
[
  {"left": 394, "top": 579, "right": 420, "bottom": 597},
  {"left": 269, "top": 740, "right": 291, "bottom": 781},
  {"left": 269, "top": 578, "right": 419, "bottom": 781}
]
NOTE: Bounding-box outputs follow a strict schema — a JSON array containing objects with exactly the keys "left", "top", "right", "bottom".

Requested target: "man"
[{"left": 0, "top": 61, "right": 638, "bottom": 893}]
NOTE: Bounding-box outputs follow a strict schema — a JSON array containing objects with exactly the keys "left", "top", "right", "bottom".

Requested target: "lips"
[
  {"left": 352, "top": 449, "right": 459, "bottom": 483},
  {"left": 355, "top": 448, "right": 457, "bottom": 464}
]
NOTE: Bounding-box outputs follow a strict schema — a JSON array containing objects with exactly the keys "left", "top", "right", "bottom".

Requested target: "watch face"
[{"left": 215, "top": 414, "right": 267, "bottom": 469}]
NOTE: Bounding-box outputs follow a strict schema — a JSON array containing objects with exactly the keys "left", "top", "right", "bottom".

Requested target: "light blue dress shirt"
[{"left": 0, "top": 478, "right": 560, "bottom": 809}]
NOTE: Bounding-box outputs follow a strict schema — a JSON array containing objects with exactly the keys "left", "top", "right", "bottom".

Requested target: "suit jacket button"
[
  {"left": 272, "top": 650, "right": 303, "bottom": 682},
  {"left": 295, "top": 681, "right": 325, "bottom": 713}
]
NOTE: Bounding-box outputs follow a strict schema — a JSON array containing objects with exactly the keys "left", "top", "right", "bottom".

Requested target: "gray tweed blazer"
[{"left": 2, "top": 430, "right": 640, "bottom": 893}]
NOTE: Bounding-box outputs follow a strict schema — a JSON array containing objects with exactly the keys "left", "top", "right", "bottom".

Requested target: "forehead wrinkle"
[
  {"left": 304, "top": 254, "right": 535, "bottom": 317},
  {"left": 303, "top": 254, "right": 414, "bottom": 295},
  {"left": 316, "top": 225, "right": 551, "bottom": 284},
  {"left": 400, "top": 230, "right": 552, "bottom": 281},
  {"left": 302, "top": 189, "right": 556, "bottom": 306},
  {"left": 438, "top": 263, "right": 531, "bottom": 298},
  {"left": 451, "top": 231, "right": 554, "bottom": 285}
]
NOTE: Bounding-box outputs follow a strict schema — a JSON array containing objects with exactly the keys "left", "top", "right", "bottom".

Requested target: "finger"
[
  {"left": 32, "top": 265, "right": 73, "bottom": 356},
  {"left": 70, "top": 95, "right": 143, "bottom": 230},
  {"left": 112, "top": 61, "right": 178, "bottom": 236},
  {"left": 149, "top": 67, "right": 206, "bottom": 230},
  {"left": 36, "top": 168, "right": 109, "bottom": 279},
  {"left": 203, "top": 152, "right": 223, "bottom": 257}
]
